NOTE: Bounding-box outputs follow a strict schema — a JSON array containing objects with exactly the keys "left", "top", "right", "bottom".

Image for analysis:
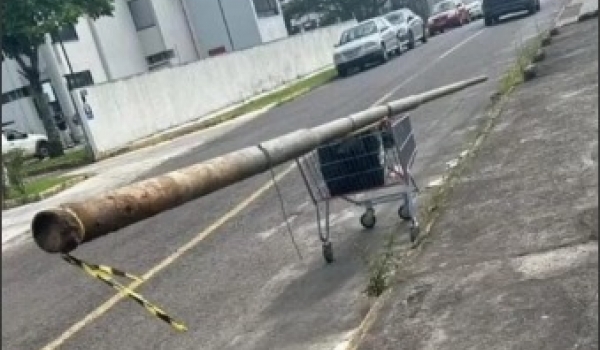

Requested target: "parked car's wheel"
[
  {"left": 421, "top": 26, "right": 428, "bottom": 43},
  {"left": 536, "top": 0, "right": 541, "bottom": 11},
  {"left": 407, "top": 31, "right": 415, "bottom": 50},
  {"left": 36, "top": 141, "right": 49, "bottom": 160},
  {"left": 394, "top": 38, "right": 402, "bottom": 55},
  {"left": 484, "top": 16, "right": 494, "bottom": 26},
  {"left": 380, "top": 44, "right": 388, "bottom": 63}
]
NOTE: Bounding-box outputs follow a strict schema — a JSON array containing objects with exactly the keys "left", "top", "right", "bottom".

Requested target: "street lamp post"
[{"left": 56, "top": 35, "right": 94, "bottom": 156}]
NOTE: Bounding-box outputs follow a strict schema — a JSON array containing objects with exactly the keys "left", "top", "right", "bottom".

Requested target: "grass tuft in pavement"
[
  {"left": 499, "top": 34, "right": 544, "bottom": 95},
  {"left": 23, "top": 149, "right": 93, "bottom": 178}
]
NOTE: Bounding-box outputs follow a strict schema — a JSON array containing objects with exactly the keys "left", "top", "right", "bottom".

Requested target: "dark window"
[
  {"left": 253, "top": 0, "right": 279, "bottom": 17},
  {"left": 52, "top": 24, "right": 79, "bottom": 43},
  {"left": 146, "top": 50, "right": 174, "bottom": 66},
  {"left": 208, "top": 46, "right": 227, "bottom": 57},
  {"left": 129, "top": 0, "right": 157, "bottom": 31},
  {"left": 1, "top": 87, "right": 31, "bottom": 105},
  {"left": 65, "top": 71, "right": 94, "bottom": 90},
  {"left": 3, "top": 129, "right": 28, "bottom": 141}
]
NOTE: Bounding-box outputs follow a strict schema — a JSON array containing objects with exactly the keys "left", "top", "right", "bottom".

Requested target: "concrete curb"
[{"left": 2, "top": 174, "right": 90, "bottom": 210}]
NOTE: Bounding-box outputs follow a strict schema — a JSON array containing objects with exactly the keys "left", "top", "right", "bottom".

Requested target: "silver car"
[
  {"left": 333, "top": 18, "right": 401, "bottom": 77},
  {"left": 384, "top": 9, "right": 428, "bottom": 51},
  {"left": 465, "top": 0, "right": 484, "bottom": 19}
]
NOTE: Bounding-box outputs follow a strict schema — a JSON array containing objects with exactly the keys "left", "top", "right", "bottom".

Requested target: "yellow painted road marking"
[
  {"left": 42, "top": 27, "right": 487, "bottom": 350},
  {"left": 41, "top": 164, "right": 296, "bottom": 350}
]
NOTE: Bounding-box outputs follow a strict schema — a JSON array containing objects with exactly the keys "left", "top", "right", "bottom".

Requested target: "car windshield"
[
  {"left": 384, "top": 12, "right": 405, "bottom": 25},
  {"left": 339, "top": 21, "right": 378, "bottom": 45},
  {"left": 432, "top": 1, "right": 456, "bottom": 14}
]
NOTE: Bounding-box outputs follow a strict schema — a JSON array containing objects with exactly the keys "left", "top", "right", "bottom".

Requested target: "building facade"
[{"left": 2, "top": 0, "right": 287, "bottom": 136}]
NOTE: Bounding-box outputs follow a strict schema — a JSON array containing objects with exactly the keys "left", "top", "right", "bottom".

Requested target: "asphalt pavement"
[{"left": 2, "top": 1, "right": 566, "bottom": 349}]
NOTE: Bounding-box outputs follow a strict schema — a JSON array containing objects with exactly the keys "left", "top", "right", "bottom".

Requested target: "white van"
[{"left": 2, "top": 129, "right": 50, "bottom": 159}]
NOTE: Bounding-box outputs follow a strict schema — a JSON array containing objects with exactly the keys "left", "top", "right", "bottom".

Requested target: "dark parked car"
[{"left": 483, "top": 0, "right": 541, "bottom": 26}]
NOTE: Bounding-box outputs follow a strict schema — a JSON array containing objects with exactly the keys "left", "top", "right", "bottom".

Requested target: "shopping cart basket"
[{"left": 296, "top": 114, "right": 419, "bottom": 263}]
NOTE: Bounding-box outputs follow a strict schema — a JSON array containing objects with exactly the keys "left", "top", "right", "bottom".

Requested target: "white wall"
[
  {"left": 2, "top": 59, "right": 28, "bottom": 91},
  {"left": 2, "top": 99, "right": 45, "bottom": 135},
  {"left": 92, "top": 0, "right": 148, "bottom": 80},
  {"left": 1, "top": 59, "right": 45, "bottom": 134},
  {"left": 152, "top": 0, "right": 198, "bottom": 64},
  {"left": 54, "top": 0, "right": 149, "bottom": 82},
  {"left": 52, "top": 18, "right": 109, "bottom": 84},
  {"left": 221, "top": 0, "right": 263, "bottom": 51},
  {"left": 78, "top": 22, "right": 356, "bottom": 157},
  {"left": 137, "top": 26, "right": 167, "bottom": 56},
  {"left": 257, "top": 15, "right": 289, "bottom": 43},
  {"left": 183, "top": 0, "right": 236, "bottom": 55}
]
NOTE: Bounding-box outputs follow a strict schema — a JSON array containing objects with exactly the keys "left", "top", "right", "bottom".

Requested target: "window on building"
[
  {"left": 129, "top": 0, "right": 157, "bottom": 31},
  {"left": 3, "top": 129, "right": 28, "bottom": 141},
  {"left": 65, "top": 71, "right": 94, "bottom": 90},
  {"left": 52, "top": 24, "right": 79, "bottom": 43},
  {"left": 208, "top": 46, "right": 227, "bottom": 57},
  {"left": 146, "top": 50, "right": 174, "bottom": 66},
  {"left": 253, "top": 0, "right": 279, "bottom": 17},
  {"left": 1, "top": 87, "right": 31, "bottom": 105}
]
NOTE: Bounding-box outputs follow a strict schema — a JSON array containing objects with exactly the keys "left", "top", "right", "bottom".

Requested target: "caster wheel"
[
  {"left": 360, "top": 209, "right": 376, "bottom": 229},
  {"left": 410, "top": 226, "right": 420, "bottom": 243},
  {"left": 323, "top": 243, "right": 334, "bottom": 263},
  {"left": 398, "top": 205, "right": 412, "bottom": 221}
]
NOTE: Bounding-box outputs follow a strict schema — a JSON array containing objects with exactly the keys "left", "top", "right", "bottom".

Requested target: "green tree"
[
  {"left": 283, "top": 0, "right": 390, "bottom": 24},
  {"left": 2, "top": 0, "right": 115, "bottom": 157}
]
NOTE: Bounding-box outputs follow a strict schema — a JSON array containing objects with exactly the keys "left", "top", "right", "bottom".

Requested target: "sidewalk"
[
  {"left": 1, "top": 106, "right": 271, "bottom": 250},
  {"left": 557, "top": 0, "right": 598, "bottom": 26},
  {"left": 357, "top": 17, "right": 598, "bottom": 350}
]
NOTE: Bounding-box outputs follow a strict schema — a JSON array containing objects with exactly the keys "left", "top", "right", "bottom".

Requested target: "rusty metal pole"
[{"left": 31, "top": 76, "right": 487, "bottom": 254}]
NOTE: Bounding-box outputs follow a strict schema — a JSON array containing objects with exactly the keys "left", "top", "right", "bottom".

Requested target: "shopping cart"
[{"left": 296, "top": 114, "right": 419, "bottom": 263}]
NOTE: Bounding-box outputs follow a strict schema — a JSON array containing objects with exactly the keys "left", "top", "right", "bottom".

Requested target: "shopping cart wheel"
[
  {"left": 360, "top": 208, "right": 376, "bottom": 229},
  {"left": 322, "top": 242, "right": 334, "bottom": 263},
  {"left": 410, "top": 226, "right": 420, "bottom": 243},
  {"left": 398, "top": 205, "right": 412, "bottom": 221}
]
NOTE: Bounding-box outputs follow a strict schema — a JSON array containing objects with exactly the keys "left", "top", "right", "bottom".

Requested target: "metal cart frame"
[{"left": 296, "top": 114, "right": 420, "bottom": 263}]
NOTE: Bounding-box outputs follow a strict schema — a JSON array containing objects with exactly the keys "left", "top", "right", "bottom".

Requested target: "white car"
[
  {"left": 2, "top": 129, "right": 50, "bottom": 159},
  {"left": 384, "top": 8, "right": 427, "bottom": 51},
  {"left": 333, "top": 18, "right": 401, "bottom": 77},
  {"left": 464, "top": 0, "right": 483, "bottom": 19}
]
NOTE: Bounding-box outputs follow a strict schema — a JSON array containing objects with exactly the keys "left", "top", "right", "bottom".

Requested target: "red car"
[{"left": 428, "top": 0, "right": 471, "bottom": 35}]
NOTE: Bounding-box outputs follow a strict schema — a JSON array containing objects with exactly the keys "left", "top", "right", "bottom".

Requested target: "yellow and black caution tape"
[{"left": 62, "top": 254, "right": 187, "bottom": 332}]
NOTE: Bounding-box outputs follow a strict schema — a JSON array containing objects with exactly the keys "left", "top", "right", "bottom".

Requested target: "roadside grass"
[
  {"left": 102, "top": 68, "right": 338, "bottom": 159},
  {"left": 7, "top": 176, "right": 73, "bottom": 199},
  {"left": 2, "top": 174, "right": 89, "bottom": 210},
  {"left": 363, "top": 33, "right": 545, "bottom": 298},
  {"left": 499, "top": 34, "right": 544, "bottom": 95},
  {"left": 23, "top": 149, "right": 93, "bottom": 177}
]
